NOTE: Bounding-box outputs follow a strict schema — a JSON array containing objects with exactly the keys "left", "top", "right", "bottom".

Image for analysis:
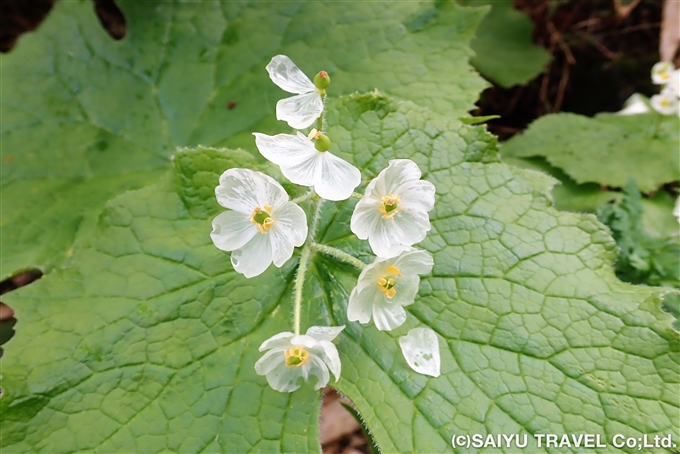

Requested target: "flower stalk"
[
  {"left": 311, "top": 243, "right": 366, "bottom": 270},
  {"left": 293, "top": 198, "right": 324, "bottom": 335}
]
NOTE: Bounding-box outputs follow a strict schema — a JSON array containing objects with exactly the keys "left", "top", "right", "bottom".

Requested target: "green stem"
[
  {"left": 292, "top": 189, "right": 317, "bottom": 204},
  {"left": 293, "top": 244, "right": 311, "bottom": 336},
  {"left": 311, "top": 243, "right": 366, "bottom": 270},
  {"left": 316, "top": 93, "right": 327, "bottom": 132},
  {"left": 351, "top": 192, "right": 363, "bottom": 199},
  {"left": 651, "top": 113, "right": 663, "bottom": 139},
  {"left": 292, "top": 199, "right": 324, "bottom": 335}
]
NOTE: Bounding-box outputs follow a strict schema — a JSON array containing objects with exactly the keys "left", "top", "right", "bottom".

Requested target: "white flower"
[
  {"left": 210, "top": 169, "right": 308, "bottom": 278},
  {"left": 254, "top": 326, "right": 344, "bottom": 392},
  {"left": 253, "top": 130, "right": 361, "bottom": 201},
  {"left": 651, "top": 61, "right": 675, "bottom": 85},
  {"left": 668, "top": 69, "right": 680, "bottom": 97},
  {"left": 266, "top": 55, "right": 326, "bottom": 130},
  {"left": 617, "top": 93, "right": 650, "bottom": 115},
  {"left": 348, "top": 248, "right": 433, "bottom": 331},
  {"left": 650, "top": 86, "right": 679, "bottom": 116},
  {"left": 673, "top": 196, "right": 680, "bottom": 224},
  {"left": 351, "top": 159, "right": 436, "bottom": 257},
  {"left": 399, "top": 327, "right": 441, "bottom": 377}
]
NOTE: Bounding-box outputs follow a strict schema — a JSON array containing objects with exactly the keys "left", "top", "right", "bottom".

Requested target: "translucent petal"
[
  {"left": 305, "top": 355, "right": 331, "bottom": 390},
  {"left": 393, "top": 207, "right": 431, "bottom": 245},
  {"left": 375, "top": 159, "right": 422, "bottom": 195},
  {"left": 358, "top": 173, "right": 382, "bottom": 202},
  {"left": 267, "top": 202, "right": 307, "bottom": 268},
  {"left": 276, "top": 92, "right": 324, "bottom": 130},
  {"left": 253, "top": 132, "right": 317, "bottom": 168},
  {"left": 259, "top": 332, "right": 295, "bottom": 351},
  {"left": 389, "top": 273, "right": 420, "bottom": 307},
  {"left": 289, "top": 334, "right": 320, "bottom": 349},
  {"left": 271, "top": 201, "right": 308, "bottom": 247},
  {"left": 216, "top": 169, "right": 288, "bottom": 213},
  {"left": 399, "top": 328, "right": 441, "bottom": 377},
  {"left": 210, "top": 211, "right": 257, "bottom": 252},
  {"left": 254, "top": 348, "right": 286, "bottom": 375},
  {"left": 368, "top": 219, "right": 411, "bottom": 258},
  {"left": 347, "top": 285, "right": 374, "bottom": 324},
  {"left": 265, "top": 360, "right": 305, "bottom": 392},
  {"left": 268, "top": 226, "right": 295, "bottom": 268},
  {"left": 398, "top": 179, "right": 436, "bottom": 213},
  {"left": 230, "top": 232, "right": 272, "bottom": 278},
  {"left": 266, "top": 55, "right": 317, "bottom": 95},
  {"left": 279, "top": 153, "right": 320, "bottom": 188},
  {"left": 673, "top": 196, "right": 680, "bottom": 223},
  {"left": 305, "top": 325, "right": 344, "bottom": 342},
  {"left": 372, "top": 300, "right": 407, "bottom": 331},
  {"left": 317, "top": 340, "right": 341, "bottom": 381},
  {"left": 350, "top": 198, "right": 382, "bottom": 240},
  {"left": 392, "top": 248, "right": 434, "bottom": 276},
  {"left": 313, "top": 152, "right": 361, "bottom": 201}
]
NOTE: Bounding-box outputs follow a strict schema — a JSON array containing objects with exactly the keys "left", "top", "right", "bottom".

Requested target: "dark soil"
[{"left": 477, "top": 0, "right": 666, "bottom": 140}]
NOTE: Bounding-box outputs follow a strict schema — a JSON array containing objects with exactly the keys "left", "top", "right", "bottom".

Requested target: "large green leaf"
[
  {"left": 461, "top": 0, "right": 551, "bottom": 87},
  {"left": 1, "top": 0, "right": 488, "bottom": 279},
  {"left": 3, "top": 94, "right": 678, "bottom": 452},
  {"left": 501, "top": 112, "right": 680, "bottom": 192},
  {"left": 502, "top": 155, "right": 680, "bottom": 239}
]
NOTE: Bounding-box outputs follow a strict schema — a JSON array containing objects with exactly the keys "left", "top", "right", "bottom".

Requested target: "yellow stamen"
[
  {"left": 249, "top": 205, "right": 274, "bottom": 233},
  {"left": 307, "top": 128, "right": 321, "bottom": 140},
  {"left": 284, "top": 346, "right": 309, "bottom": 367},
  {"left": 379, "top": 193, "right": 402, "bottom": 220},
  {"left": 377, "top": 265, "right": 402, "bottom": 299}
]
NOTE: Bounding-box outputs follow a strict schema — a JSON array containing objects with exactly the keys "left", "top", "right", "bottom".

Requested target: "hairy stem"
[
  {"left": 293, "top": 199, "right": 324, "bottom": 335},
  {"left": 311, "top": 243, "right": 366, "bottom": 270},
  {"left": 292, "top": 189, "right": 317, "bottom": 204},
  {"left": 317, "top": 93, "right": 327, "bottom": 132}
]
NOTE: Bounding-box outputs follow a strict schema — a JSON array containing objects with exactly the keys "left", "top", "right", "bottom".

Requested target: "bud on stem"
[
  {"left": 314, "top": 71, "right": 330, "bottom": 91},
  {"left": 314, "top": 134, "right": 331, "bottom": 152}
]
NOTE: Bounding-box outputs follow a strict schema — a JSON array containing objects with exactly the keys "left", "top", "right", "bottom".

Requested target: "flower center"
[
  {"left": 249, "top": 205, "right": 274, "bottom": 233},
  {"left": 377, "top": 265, "right": 402, "bottom": 299},
  {"left": 379, "top": 194, "right": 402, "bottom": 219},
  {"left": 284, "top": 346, "right": 309, "bottom": 367}
]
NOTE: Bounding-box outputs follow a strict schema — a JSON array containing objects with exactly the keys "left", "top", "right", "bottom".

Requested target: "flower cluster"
[
  {"left": 210, "top": 55, "right": 442, "bottom": 392},
  {"left": 650, "top": 61, "right": 679, "bottom": 116}
]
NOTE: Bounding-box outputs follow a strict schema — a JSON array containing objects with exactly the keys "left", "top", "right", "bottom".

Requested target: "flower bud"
[
  {"left": 314, "top": 134, "right": 331, "bottom": 152},
  {"left": 314, "top": 71, "right": 330, "bottom": 90}
]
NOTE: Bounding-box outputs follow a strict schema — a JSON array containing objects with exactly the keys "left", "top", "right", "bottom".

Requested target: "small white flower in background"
[
  {"left": 399, "top": 327, "right": 440, "bottom": 377},
  {"left": 253, "top": 130, "right": 361, "bottom": 201},
  {"left": 651, "top": 61, "right": 675, "bottom": 85},
  {"left": 348, "top": 248, "right": 433, "bottom": 331},
  {"left": 673, "top": 196, "right": 680, "bottom": 224},
  {"left": 650, "top": 86, "right": 679, "bottom": 116},
  {"left": 351, "top": 159, "right": 436, "bottom": 257},
  {"left": 211, "top": 169, "right": 308, "bottom": 278},
  {"left": 266, "top": 55, "right": 329, "bottom": 130},
  {"left": 668, "top": 70, "right": 680, "bottom": 96},
  {"left": 617, "top": 93, "right": 650, "bottom": 115},
  {"left": 255, "top": 326, "right": 344, "bottom": 392}
]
